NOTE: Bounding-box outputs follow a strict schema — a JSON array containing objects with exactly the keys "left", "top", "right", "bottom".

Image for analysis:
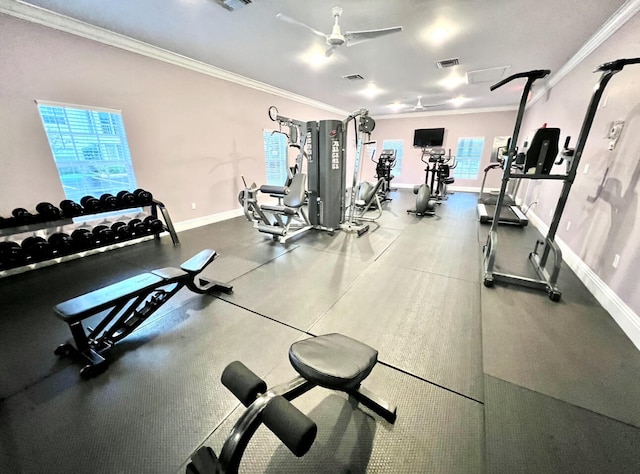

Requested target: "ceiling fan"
[
  {"left": 411, "top": 96, "right": 446, "bottom": 111},
  {"left": 276, "top": 6, "right": 403, "bottom": 57}
]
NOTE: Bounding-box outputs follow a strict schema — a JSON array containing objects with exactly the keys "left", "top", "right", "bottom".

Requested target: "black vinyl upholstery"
[{"left": 289, "top": 333, "right": 378, "bottom": 391}]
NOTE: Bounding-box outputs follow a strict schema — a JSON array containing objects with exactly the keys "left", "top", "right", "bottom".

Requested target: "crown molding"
[
  {"left": 374, "top": 105, "right": 518, "bottom": 120},
  {"left": 0, "top": 0, "right": 349, "bottom": 116},
  {"left": 529, "top": 0, "right": 640, "bottom": 107}
]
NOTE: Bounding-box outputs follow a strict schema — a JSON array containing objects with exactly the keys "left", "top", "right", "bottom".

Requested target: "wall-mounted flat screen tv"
[{"left": 413, "top": 128, "right": 445, "bottom": 148}]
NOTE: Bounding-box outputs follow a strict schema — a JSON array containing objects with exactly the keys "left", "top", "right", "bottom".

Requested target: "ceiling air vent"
[
  {"left": 435, "top": 58, "right": 459, "bottom": 69},
  {"left": 218, "top": 0, "right": 252, "bottom": 11},
  {"left": 342, "top": 74, "right": 365, "bottom": 81},
  {"left": 467, "top": 66, "right": 511, "bottom": 84}
]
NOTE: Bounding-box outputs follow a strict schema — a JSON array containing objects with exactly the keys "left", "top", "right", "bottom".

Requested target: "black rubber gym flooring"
[{"left": 1, "top": 189, "right": 640, "bottom": 473}]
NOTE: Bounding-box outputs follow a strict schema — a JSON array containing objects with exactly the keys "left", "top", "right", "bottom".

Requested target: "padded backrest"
[
  {"left": 524, "top": 128, "right": 560, "bottom": 174},
  {"left": 283, "top": 173, "right": 307, "bottom": 208}
]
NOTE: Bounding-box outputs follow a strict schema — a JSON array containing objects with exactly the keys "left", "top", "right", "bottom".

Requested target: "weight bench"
[
  {"left": 53, "top": 249, "right": 233, "bottom": 379},
  {"left": 187, "top": 333, "right": 397, "bottom": 474}
]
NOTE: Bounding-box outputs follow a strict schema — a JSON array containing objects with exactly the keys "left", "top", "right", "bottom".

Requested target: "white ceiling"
[{"left": 12, "top": 0, "right": 632, "bottom": 116}]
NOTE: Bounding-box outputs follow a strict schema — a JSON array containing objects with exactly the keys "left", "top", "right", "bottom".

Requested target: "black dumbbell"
[
  {"left": 111, "top": 221, "right": 132, "bottom": 240},
  {"left": 143, "top": 216, "right": 164, "bottom": 233},
  {"left": 80, "top": 196, "right": 102, "bottom": 213},
  {"left": 70, "top": 229, "right": 97, "bottom": 250},
  {"left": 48, "top": 233, "right": 73, "bottom": 256},
  {"left": 99, "top": 194, "right": 119, "bottom": 210},
  {"left": 133, "top": 188, "right": 153, "bottom": 205},
  {"left": 92, "top": 225, "right": 116, "bottom": 244},
  {"left": 0, "top": 216, "right": 14, "bottom": 229},
  {"left": 60, "top": 200, "right": 84, "bottom": 218},
  {"left": 21, "top": 236, "right": 54, "bottom": 262},
  {"left": 12, "top": 208, "right": 36, "bottom": 225},
  {"left": 36, "top": 202, "right": 62, "bottom": 221},
  {"left": 0, "top": 241, "right": 27, "bottom": 269},
  {"left": 117, "top": 191, "right": 136, "bottom": 208},
  {"left": 127, "top": 218, "right": 147, "bottom": 236}
]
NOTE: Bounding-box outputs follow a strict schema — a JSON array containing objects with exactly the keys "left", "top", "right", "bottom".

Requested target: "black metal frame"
[
  {"left": 483, "top": 58, "right": 640, "bottom": 301},
  {"left": 188, "top": 370, "right": 396, "bottom": 474},
  {"left": 54, "top": 251, "right": 232, "bottom": 378}
]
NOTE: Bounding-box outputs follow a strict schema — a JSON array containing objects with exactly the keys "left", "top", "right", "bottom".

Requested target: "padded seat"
[
  {"left": 54, "top": 273, "right": 164, "bottom": 324},
  {"left": 289, "top": 333, "right": 378, "bottom": 391},
  {"left": 260, "top": 204, "right": 297, "bottom": 216}
]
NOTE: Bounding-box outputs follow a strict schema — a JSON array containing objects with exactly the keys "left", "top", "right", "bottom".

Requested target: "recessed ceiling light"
[
  {"left": 439, "top": 72, "right": 467, "bottom": 90},
  {"left": 359, "top": 83, "right": 384, "bottom": 99},
  {"left": 300, "top": 48, "right": 331, "bottom": 69},
  {"left": 450, "top": 96, "right": 471, "bottom": 107}
]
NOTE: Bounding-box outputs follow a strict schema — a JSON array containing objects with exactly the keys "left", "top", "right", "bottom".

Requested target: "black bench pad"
[
  {"left": 54, "top": 273, "right": 165, "bottom": 324},
  {"left": 260, "top": 204, "right": 297, "bottom": 216},
  {"left": 180, "top": 249, "right": 217, "bottom": 274},
  {"left": 289, "top": 333, "right": 378, "bottom": 391}
]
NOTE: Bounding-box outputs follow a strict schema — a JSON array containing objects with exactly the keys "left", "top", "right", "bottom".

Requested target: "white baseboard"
[
  {"left": 527, "top": 210, "right": 640, "bottom": 351},
  {"left": 173, "top": 208, "right": 244, "bottom": 233}
]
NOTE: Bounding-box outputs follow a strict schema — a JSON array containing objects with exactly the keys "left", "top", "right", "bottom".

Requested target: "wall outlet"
[
  {"left": 583, "top": 164, "right": 590, "bottom": 174},
  {"left": 191, "top": 202, "right": 197, "bottom": 210},
  {"left": 566, "top": 221, "right": 571, "bottom": 231},
  {"left": 613, "top": 254, "right": 620, "bottom": 268}
]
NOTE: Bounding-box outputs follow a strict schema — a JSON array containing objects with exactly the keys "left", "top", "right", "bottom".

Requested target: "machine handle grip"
[
  {"left": 595, "top": 57, "right": 640, "bottom": 72},
  {"left": 490, "top": 69, "right": 551, "bottom": 91}
]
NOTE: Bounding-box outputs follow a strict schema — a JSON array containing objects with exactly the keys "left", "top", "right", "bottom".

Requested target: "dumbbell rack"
[{"left": 0, "top": 199, "right": 179, "bottom": 278}]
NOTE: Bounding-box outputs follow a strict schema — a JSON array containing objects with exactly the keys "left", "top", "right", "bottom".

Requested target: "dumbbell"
[
  {"left": 70, "top": 229, "right": 97, "bottom": 250},
  {"left": 99, "top": 194, "right": 119, "bottom": 210},
  {"left": 0, "top": 241, "right": 27, "bottom": 269},
  {"left": 127, "top": 218, "right": 147, "bottom": 236},
  {"left": 116, "top": 191, "right": 136, "bottom": 208},
  {"left": 36, "top": 202, "right": 62, "bottom": 221},
  {"left": 12, "top": 208, "right": 36, "bottom": 225},
  {"left": 0, "top": 216, "right": 13, "bottom": 229},
  {"left": 143, "top": 216, "right": 164, "bottom": 233},
  {"left": 48, "top": 233, "right": 73, "bottom": 256},
  {"left": 92, "top": 225, "right": 116, "bottom": 244},
  {"left": 133, "top": 188, "right": 153, "bottom": 206},
  {"left": 21, "top": 236, "right": 54, "bottom": 262},
  {"left": 80, "top": 196, "right": 102, "bottom": 213},
  {"left": 111, "top": 221, "right": 132, "bottom": 240},
  {"left": 60, "top": 200, "right": 84, "bottom": 218}
]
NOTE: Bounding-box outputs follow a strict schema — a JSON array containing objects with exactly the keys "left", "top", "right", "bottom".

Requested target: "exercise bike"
[{"left": 407, "top": 148, "right": 456, "bottom": 216}]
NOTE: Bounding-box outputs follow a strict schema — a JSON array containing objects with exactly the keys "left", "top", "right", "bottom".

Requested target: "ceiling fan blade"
[
  {"left": 276, "top": 13, "right": 327, "bottom": 39},
  {"left": 345, "top": 26, "right": 403, "bottom": 46}
]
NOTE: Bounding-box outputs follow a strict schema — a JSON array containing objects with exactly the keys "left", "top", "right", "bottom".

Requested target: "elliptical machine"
[
  {"left": 372, "top": 149, "right": 397, "bottom": 203},
  {"left": 407, "top": 148, "right": 455, "bottom": 216}
]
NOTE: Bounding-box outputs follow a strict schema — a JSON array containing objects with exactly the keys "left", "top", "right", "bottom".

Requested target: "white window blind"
[
  {"left": 37, "top": 102, "right": 138, "bottom": 204},
  {"left": 454, "top": 137, "right": 485, "bottom": 179},
  {"left": 381, "top": 139, "right": 404, "bottom": 176},
  {"left": 263, "top": 130, "right": 288, "bottom": 186}
]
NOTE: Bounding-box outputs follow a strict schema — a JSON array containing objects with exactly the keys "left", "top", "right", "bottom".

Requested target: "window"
[
  {"left": 263, "top": 130, "right": 288, "bottom": 186},
  {"left": 381, "top": 139, "right": 403, "bottom": 177},
  {"left": 454, "top": 137, "right": 485, "bottom": 179},
  {"left": 37, "top": 102, "right": 138, "bottom": 204}
]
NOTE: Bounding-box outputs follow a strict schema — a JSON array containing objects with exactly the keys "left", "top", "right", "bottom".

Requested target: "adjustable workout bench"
[
  {"left": 53, "top": 249, "right": 233, "bottom": 379},
  {"left": 187, "top": 333, "right": 397, "bottom": 474}
]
